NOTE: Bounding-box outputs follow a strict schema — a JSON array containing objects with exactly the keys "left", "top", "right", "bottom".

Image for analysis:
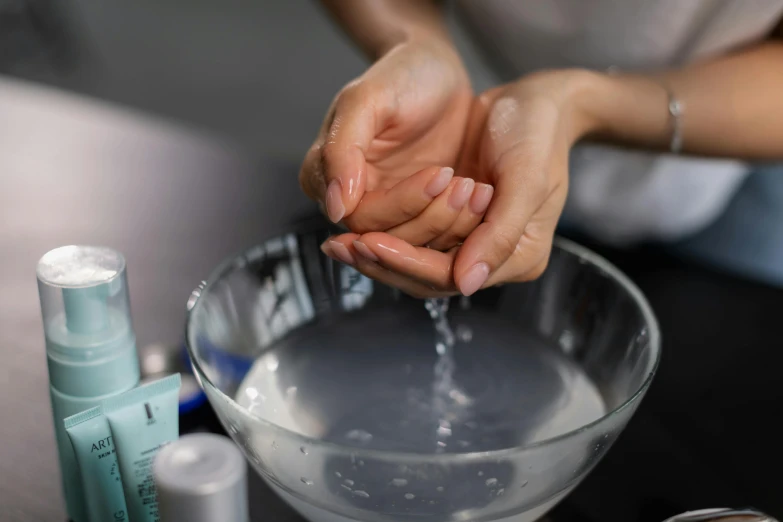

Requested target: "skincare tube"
[
  {"left": 103, "top": 374, "right": 181, "bottom": 522},
  {"left": 64, "top": 407, "right": 129, "bottom": 522}
]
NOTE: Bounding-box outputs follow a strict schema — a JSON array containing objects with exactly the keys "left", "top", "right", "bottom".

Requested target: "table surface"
[{"left": 0, "top": 76, "right": 316, "bottom": 522}]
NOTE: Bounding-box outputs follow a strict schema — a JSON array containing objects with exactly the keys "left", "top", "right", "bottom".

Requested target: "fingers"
[
  {"left": 426, "top": 182, "right": 494, "bottom": 251},
  {"left": 299, "top": 83, "right": 390, "bottom": 223},
  {"left": 453, "top": 98, "right": 560, "bottom": 296},
  {"left": 320, "top": 234, "right": 454, "bottom": 299},
  {"left": 383, "top": 177, "right": 475, "bottom": 246},
  {"left": 344, "top": 166, "right": 454, "bottom": 233}
]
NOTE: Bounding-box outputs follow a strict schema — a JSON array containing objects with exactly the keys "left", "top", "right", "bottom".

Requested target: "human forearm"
[
  {"left": 319, "top": 0, "right": 450, "bottom": 59},
  {"left": 575, "top": 42, "right": 783, "bottom": 160}
]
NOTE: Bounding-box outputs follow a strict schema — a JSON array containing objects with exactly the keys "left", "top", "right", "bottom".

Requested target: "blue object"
[
  {"left": 672, "top": 164, "right": 783, "bottom": 287},
  {"left": 64, "top": 407, "right": 129, "bottom": 522},
  {"left": 37, "top": 246, "right": 140, "bottom": 522},
  {"left": 103, "top": 374, "right": 181, "bottom": 522}
]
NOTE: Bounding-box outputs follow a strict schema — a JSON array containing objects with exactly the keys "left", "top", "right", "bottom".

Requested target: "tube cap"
[
  {"left": 37, "top": 246, "right": 139, "bottom": 396},
  {"left": 154, "top": 434, "right": 248, "bottom": 522}
]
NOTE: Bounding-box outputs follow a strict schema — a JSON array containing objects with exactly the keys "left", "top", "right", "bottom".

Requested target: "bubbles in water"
[
  {"left": 485, "top": 478, "right": 498, "bottom": 487},
  {"left": 300, "top": 478, "right": 313, "bottom": 486},
  {"left": 436, "top": 486, "right": 444, "bottom": 492},
  {"left": 457, "top": 440, "right": 470, "bottom": 448},
  {"left": 335, "top": 472, "right": 342, "bottom": 478},
  {"left": 404, "top": 493, "right": 415, "bottom": 500},
  {"left": 437, "top": 441, "right": 447, "bottom": 448},
  {"left": 245, "top": 387, "right": 259, "bottom": 400},
  {"left": 358, "top": 460, "right": 365, "bottom": 466},
  {"left": 353, "top": 490, "right": 370, "bottom": 498},
  {"left": 436, "top": 420, "right": 452, "bottom": 437},
  {"left": 300, "top": 446, "right": 308, "bottom": 455},
  {"left": 344, "top": 479, "right": 354, "bottom": 486},
  {"left": 286, "top": 386, "right": 298, "bottom": 399},
  {"left": 478, "top": 471, "right": 484, "bottom": 477},
  {"left": 345, "top": 429, "right": 373, "bottom": 443},
  {"left": 497, "top": 488, "right": 505, "bottom": 496},
  {"left": 340, "top": 484, "right": 352, "bottom": 491},
  {"left": 456, "top": 324, "right": 473, "bottom": 343},
  {"left": 390, "top": 478, "right": 408, "bottom": 487},
  {"left": 436, "top": 342, "right": 446, "bottom": 356}
]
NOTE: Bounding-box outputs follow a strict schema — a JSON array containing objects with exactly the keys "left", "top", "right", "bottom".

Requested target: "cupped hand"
[
  {"left": 321, "top": 70, "right": 599, "bottom": 297},
  {"left": 299, "top": 36, "right": 474, "bottom": 234}
]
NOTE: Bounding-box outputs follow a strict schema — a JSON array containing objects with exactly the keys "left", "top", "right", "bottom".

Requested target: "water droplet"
[
  {"left": 390, "top": 478, "right": 408, "bottom": 487},
  {"left": 404, "top": 493, "right": 415, "bottom": 500},
  {"left": 353, "top": 490, "right": 370, "bottom": 498},
  {"left": 478, "top": 471, "right": 484, "bottom": 477},
  {"left": 436, "top": 420, "right": 452, "bottom": 437},
  {"left": 245, "top": 387, "right": 258, "bottom": 400},
  {"left": 335, "top": 472, "right": 342, "bottom": 478},
  {"left": 300, "top": 446, "right": 308, "bottom": 455},
  {"left": 344, "top": 479, "right": 354, "bottom": 486},
  {"left": 300, "top": 478, "right": 313, "bottom": 486},
  {"left": 485, "top": 478, "right": 498, "bottom": 487},
  {"left": 345, "top": 429, "right": 373, "bottom": 443},
  {"left": 436, "top": 486, "right": 444, "bottom": 492},
  {"left": 497, "top": 488, "right": 505, "bottom": 496},
  {"left": 340, "top": 484, "right": 352, "bottom": 491},
  {"left": 456, "top": 324, "right": 473, "bottom": 342},
  {"left": 435, "top": 342, "right": 446, "bottom": 356},
  {"left": 520, "top": 480, "right": 529, "bottom": 488}
]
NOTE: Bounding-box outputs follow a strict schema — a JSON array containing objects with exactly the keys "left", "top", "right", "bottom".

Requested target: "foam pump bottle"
[{"left": 37, "top": 246, "right": 140, "bottom": 522}]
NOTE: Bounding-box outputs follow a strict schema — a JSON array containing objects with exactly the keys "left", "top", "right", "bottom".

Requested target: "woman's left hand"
[{"left": 321, "top": 70, "right": 600, "bottom": 298}]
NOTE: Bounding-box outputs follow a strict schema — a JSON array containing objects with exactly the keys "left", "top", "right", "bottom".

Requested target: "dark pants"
[{"left": 554, "top": 241, "right": 783, "bottom": 522}]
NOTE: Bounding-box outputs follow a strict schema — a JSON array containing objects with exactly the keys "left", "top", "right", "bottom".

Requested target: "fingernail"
[
  {"left": 448, "top": 178, "right": 475, "bottom": 210},
  {"left": 328, "top": 240, "right": 355, "bottom": 265},
  {"left": 470, "top": 183, "right": 494, "bottom": 214},
  {"left": 459, "top": 262, "right": 489, "bottom": 296},
  {"left": 425, "top": 167, "right": 454, "bottom": 197},
  {"left": 353, "top": 240, "right": 380, "bottom": 262},
  {"left": 326, "top": 180, "right": 345, "bottom": 223},
  {"left": 320, "top": 240, "right": 334, "bottom": 258}
]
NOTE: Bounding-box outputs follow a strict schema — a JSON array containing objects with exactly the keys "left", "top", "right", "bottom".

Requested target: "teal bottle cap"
[{"left": 37, "top": 246, "right": 139, "bottom": 396}]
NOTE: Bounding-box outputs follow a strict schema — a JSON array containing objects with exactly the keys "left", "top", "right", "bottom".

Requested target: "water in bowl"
[{"left": 235, "top": 297, "right": 606, "bottom": 521}]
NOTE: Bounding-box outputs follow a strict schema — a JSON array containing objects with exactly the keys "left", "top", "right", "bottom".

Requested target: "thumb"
[
  {"left": 453, "top": 144, "right": 552, "bottom": 296},
  {"left": 319, "top": 83, "right": 382, "bottom": 223}
]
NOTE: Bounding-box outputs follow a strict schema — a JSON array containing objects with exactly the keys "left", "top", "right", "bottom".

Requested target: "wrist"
[{"left": 566, "top": 69, "right": 673, "bottom": 149}]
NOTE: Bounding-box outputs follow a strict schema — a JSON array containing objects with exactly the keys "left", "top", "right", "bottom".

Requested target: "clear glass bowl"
[{"left": 185, "top": 223, "right": 660, "bottom": 522}]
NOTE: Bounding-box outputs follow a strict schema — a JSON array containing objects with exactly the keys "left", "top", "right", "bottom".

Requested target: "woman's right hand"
[{"left": 299, "top": 36, "right": 477, "bottom": 238}]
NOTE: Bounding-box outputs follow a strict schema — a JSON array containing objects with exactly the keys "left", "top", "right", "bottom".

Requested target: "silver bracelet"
[{"left": 658, "top": 79, "right": 684, "bottom": 154}]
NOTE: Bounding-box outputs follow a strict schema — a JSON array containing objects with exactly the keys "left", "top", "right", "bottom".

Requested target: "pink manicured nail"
[
  {"left": 470, "top": 183, "right": 494, "bottom": 214},
  {"left": 326, "top": 180, "right": 345, "bottom": 223},
  {"left": 353, "top": 240, "right": 380, "bottom": 262},
  {"left": 328, "top": 240, "right": 355, "bottom": 265},
  {"left": 458, "top": 262, "right": 489, "bottom": 296},
  {"left": 425, "top": 167, "right": 454, "bottom": 197},
  {"left": 448, "top": 178, "right": 475, "bottom": 210}
]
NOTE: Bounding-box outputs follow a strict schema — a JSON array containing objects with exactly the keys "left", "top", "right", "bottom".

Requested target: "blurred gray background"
[{"left": 2, "top": 0, "right": 497, "bottom": 158}]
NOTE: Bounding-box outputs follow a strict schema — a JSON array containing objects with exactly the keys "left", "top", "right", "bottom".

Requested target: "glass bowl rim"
[{"left": 185, "top": 234, "right": 661, "bottom": 462}]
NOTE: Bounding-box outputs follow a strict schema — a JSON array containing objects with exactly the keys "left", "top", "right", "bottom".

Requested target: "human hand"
[
  {"left": 299, "top": 36, "right": 475, "bottom": 237},
  {"left": 321, "top": 70, "right": 600, "bottom": 297}
]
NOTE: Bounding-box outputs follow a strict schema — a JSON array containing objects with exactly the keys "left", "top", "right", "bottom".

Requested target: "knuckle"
[{"left": 492, "top": 224, "right": 523, "bottom": 257}]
